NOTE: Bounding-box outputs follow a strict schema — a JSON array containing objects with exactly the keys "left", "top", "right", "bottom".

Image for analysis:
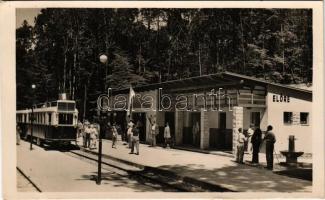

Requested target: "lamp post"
[
  {"left": 96, "top": 54, "right": 108, "bottom": 185},
  {"left": 30, "top": 84, "right": 36, "bottom": 150}
]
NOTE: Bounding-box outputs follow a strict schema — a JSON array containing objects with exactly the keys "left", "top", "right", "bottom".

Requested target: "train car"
[{"left": 17, "top": 98, "right": 78, "bottom": 146}]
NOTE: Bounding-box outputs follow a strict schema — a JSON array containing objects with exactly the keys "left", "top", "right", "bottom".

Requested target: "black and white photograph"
[{"left": 0, "top": 1, "right": 324, "bottom": 199}]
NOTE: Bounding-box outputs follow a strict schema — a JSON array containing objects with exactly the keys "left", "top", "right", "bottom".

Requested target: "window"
[
  {"left": 58, "top": 102, "right": 75, "bottom": 111},
  {"left": 283, "top": 112, "right": 293, "bottom": 124},
  {"left": 48, "top": 113, "right": 52, "bottom": 125},
  {"left": 58, "top": 113, "right": 73, "bottom": 124},
  {"left": 300, "top": 112, "right": 309, "bottom": 125}
]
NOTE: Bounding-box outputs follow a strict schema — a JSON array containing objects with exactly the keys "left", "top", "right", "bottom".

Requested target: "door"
[
  {"left": 218, "top": 112, "right": 227, "bottom": 149},
  {"left": 251, "top": 112, "right": 261, "bottom": 127},
  {"left": 165, "top": 112, "right": 175, "bottom": 142},
  {"left": 209, "top": 112, "right": 231, "bottom": 150},
  {"left": 191, "top": 112, "right": 201, "bottom": 147}
]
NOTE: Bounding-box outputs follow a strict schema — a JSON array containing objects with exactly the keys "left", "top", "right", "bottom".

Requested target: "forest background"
[{"left": 16, "top": 8, "right": 312, "bottom": 120}]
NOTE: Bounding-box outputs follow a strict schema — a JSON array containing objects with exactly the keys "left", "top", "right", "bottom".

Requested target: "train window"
[
  {"left": 48, "top": 113, "right": 52, "bottom": 125},
  {"left": 24, "top": 114, "right": 27, "bottom": 123},
  {"left": 58, "top": 102, "right": 75, "bottom": 111},
  {"left": 58, "top": 113, "right": 73, "bottom": 124},
  {"left": 67, "top": 103, "right": 75, "bottom": 110}
]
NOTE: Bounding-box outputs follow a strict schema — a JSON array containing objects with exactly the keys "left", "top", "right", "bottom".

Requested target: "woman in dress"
[{"left": 251, "top": 128, "right": 262, "bottom": 164}]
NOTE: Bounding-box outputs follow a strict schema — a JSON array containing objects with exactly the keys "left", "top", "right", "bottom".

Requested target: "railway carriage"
[{"left": 17, "top": 99, "right": 78, "bottom": 146}]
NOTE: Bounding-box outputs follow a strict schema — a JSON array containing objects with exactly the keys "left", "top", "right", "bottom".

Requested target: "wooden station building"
[{"left": 109, "top": 72, "right": 312, "bottom": 155}]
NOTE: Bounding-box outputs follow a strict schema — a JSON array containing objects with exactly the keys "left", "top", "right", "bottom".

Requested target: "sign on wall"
[{"left": 273, "top": 94, "right": 290, "bottom": 103}]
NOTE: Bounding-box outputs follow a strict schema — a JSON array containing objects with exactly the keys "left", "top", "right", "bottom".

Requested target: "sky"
[{"left": 16, "top": 8, "right": 41, "bottom": 28}]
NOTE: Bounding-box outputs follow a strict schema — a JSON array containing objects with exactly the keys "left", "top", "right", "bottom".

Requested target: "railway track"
[
  {"left": 64, "top": 148, "right": 206, "bottom": 192},
  {"left": 63, "top": 145, "right": 233, "bottom": 192},
  {"left": 27, "top": 140, "right": 232, "bottom": 192},
  {"left": 17, "top": 167, "right": 42, "bottom": 192}
]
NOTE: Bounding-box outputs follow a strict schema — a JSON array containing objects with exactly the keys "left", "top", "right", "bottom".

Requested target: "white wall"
[{"left": 266, "top": 89, "right": 312, "bottom": 154}]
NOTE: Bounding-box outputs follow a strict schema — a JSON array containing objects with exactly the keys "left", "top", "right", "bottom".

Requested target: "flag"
[{"left": 127, "top": 86, "right": 135, "bottom": 116}]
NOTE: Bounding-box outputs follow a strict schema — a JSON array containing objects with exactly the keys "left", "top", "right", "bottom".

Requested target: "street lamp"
[
  {"left": 30, "top": 84, "right": 36, "bottom": 150},
  {"left": 96, "top": 54, "right": 108, "bottom": 185}
]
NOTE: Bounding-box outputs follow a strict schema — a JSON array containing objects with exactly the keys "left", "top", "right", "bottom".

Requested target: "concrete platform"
[
  {"left": 17, "top": 141, "right": 175, "bottom": 192},
  {"left": 78, "top": 138, "right": 312, "bottom": 192}
]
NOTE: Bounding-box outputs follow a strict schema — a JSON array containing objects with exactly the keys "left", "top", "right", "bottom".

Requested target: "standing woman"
[{"left": 251, "top": 128, "right": 262, "bottom": 164}]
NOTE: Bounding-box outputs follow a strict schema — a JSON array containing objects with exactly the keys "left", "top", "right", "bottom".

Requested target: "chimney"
[{"left": 58, "top": 93, "right": 69, "bottom": 100}]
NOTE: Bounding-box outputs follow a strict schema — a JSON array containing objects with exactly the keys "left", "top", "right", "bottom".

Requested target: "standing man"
[
  {"left": 164, "top": 122, "right": 171, "bottom": 148},
  {"left": 130, "top": 124, "right": 140, "bottom": 155},
  {"left": 236, "top": 128, "right": 247, "bottom": 164},
  {"left": 264, "top": 125, "right": 276, "bottom": 170},
  {"left": 84, "top": 122, "right": 91, "bottom": 148}
]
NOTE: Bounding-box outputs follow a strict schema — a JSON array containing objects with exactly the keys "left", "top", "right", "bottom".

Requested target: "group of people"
[
  {"left": 147, "top": 116, "right": 172, "bottom": 148},
  {"left": 77, "top": 120, "right": 99, "bottom": 149},
  {"left": 236, "top": 125, "right": 276, "bottom": 170},
  {"left": 124, "top": 116, "right": 172, "bottom": 155}
]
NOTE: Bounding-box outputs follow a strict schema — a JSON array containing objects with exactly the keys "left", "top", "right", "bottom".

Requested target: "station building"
[{"left": 109, "top": 72, "right": 312, "bottom": 155}]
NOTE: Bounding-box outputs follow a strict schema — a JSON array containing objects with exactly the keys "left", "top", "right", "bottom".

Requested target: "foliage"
[{"left": 16, "top": 8, "right": 312, "bottom": 119}]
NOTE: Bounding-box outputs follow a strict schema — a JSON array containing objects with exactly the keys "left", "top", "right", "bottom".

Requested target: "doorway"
[
  {"left": 132, "top": 112, "right": 146, "bottom": 142},
  {"left": 182, "top": 112, "right": 200, "bottom": 148},
  {"left": 210, "top": 112, "right": 226, "bottom": 149},
  {"left": 251, "top": 112, "right": 261, "bottom": 127}
]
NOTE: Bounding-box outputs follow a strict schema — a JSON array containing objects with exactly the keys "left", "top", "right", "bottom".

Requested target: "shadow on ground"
[
  {"left": 43, "top": 143, "right": 80, "bottom": 152},
  {"left": 77, "top": 172, "right": 179, "bottom": 192},
  {"left": 155, "top": 163, "right": 312, "bottom": 192}
]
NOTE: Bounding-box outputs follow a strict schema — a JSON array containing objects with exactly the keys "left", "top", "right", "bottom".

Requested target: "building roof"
[{"left": 112, "top": 71, "right": 312, "bottom": 100}]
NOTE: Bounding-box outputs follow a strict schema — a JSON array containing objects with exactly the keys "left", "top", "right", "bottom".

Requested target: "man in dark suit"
[{"left": 264, "top": 125, "right": 276, "bottom": 170}]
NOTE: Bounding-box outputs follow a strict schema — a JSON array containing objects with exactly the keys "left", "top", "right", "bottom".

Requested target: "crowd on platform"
[
  {"left": 76, "top": 115, "right": 172, "bottom": 156},
  {"left": 236, "top": 124, "right": 276, "bottom": 170}
]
